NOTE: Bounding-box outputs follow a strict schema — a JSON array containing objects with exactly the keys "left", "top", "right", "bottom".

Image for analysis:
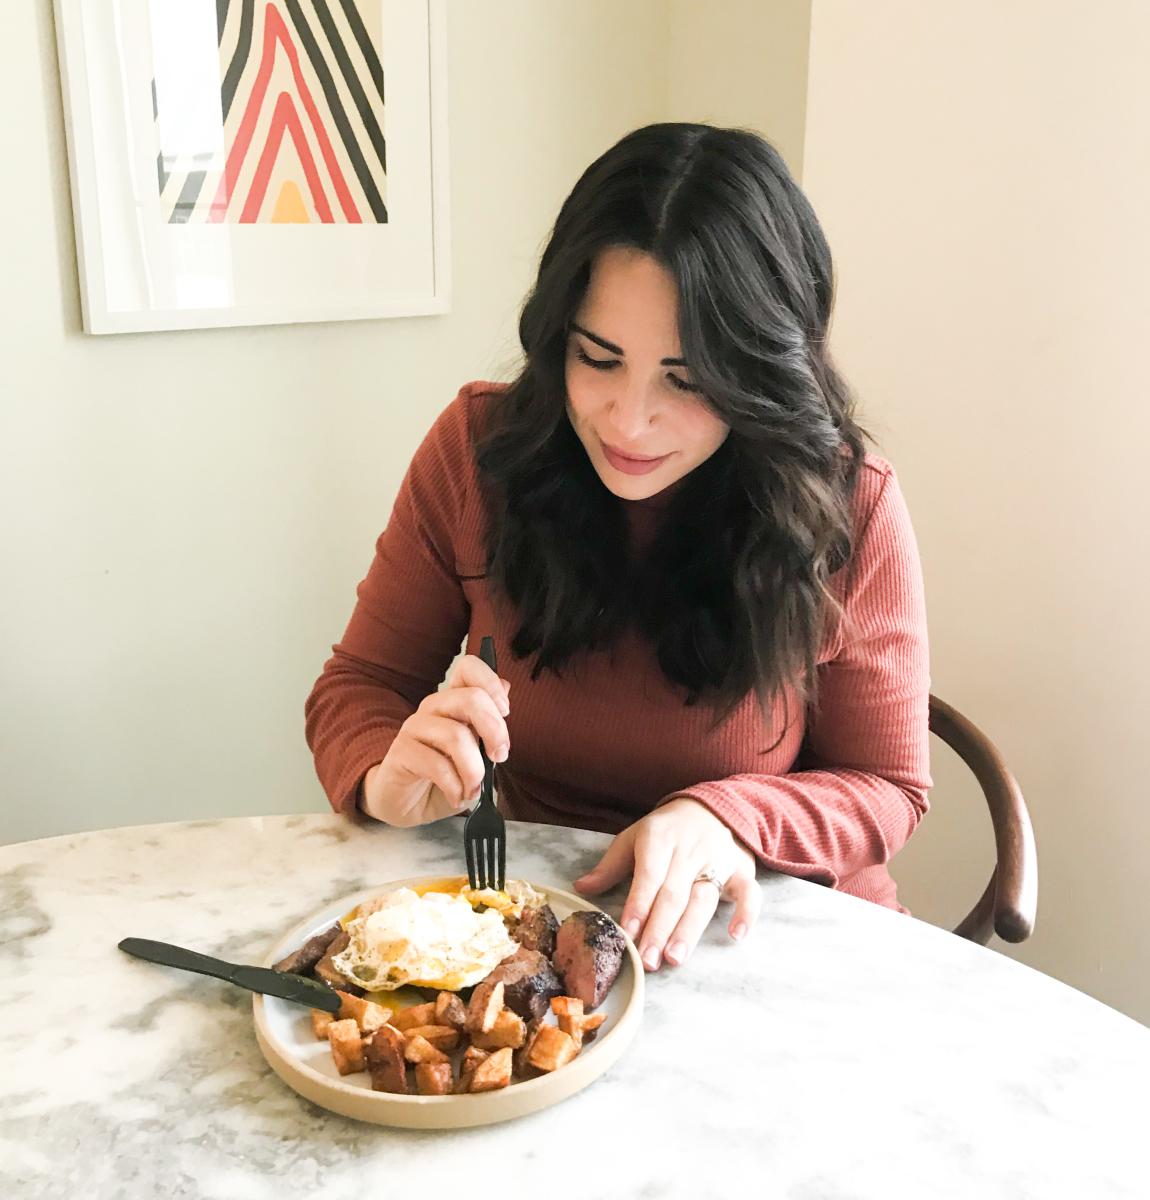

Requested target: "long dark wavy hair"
[{"left": 476, "top": 122, "right": 867, "bottom": 719}]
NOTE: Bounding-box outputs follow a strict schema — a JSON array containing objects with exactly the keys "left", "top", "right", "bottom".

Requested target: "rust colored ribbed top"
[{"left": 305, "top": 382, "right": 932, "bottom": 911}]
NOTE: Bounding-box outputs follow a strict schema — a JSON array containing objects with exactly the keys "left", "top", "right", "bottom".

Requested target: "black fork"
[{"left": 463, "top": 635, "right": 507, "bottom": 891}]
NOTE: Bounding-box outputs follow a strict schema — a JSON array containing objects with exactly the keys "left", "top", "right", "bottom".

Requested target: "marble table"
[{"left": 1, "top": 814, "right": 1145, "bottom": 1199}]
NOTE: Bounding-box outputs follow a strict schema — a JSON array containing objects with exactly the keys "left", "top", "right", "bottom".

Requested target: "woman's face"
[{"left": 565, "top": 246, "right": 730, "bottom": 501}]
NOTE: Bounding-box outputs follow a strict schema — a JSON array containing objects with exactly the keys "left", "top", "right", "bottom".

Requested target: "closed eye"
[
  {"left": 574, "top": 346, "right": 701, "bottom": 393},
  {"left": 574, "top": 347, "right": 619, "bottom": 371}
]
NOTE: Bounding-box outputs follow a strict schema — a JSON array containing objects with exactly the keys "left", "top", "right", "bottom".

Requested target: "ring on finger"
[{"left": 693, "top": 866, "right": 725, "bottom": 893}]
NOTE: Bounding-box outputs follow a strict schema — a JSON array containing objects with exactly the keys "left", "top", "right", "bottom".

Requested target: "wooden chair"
[{"left": 928, "top": 695, "right": 1038, "bottom": 945}]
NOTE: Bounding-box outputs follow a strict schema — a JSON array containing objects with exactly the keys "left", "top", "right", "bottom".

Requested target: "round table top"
[{"left": 1, "top": 813, "right": 1145, "bottom": 1199}]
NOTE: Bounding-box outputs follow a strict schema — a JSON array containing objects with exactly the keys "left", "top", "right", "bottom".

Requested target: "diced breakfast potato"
[
  {"left": 337, "top": 990, "right": 392, "bottom": 1033},
  {"left": 550, "top": 994, "right": 606, "bottom": 1046},
  {"left": 365, "top": 1025, "right": 408, "bottom": 1094},
  {"left": 404, "top": 1024, "right": 461, "bottom": 1051},
  {"left": 550, "top": 996, "right": 584, "bottom": 1021},
  {"left": 403, "top": 1034, "right": 450, "bottom": 1065},
  {"left": 391, "top": 1002, "right": 438, "bottom": 1032},
  {"left": 465, "top": 980, "right": 505, "bottom": 1034},
  {"left": 580, "top": 1013, "right": 607, "bottom": 1034},
  {"left": 415, "top": 1061, "right": 453, "bottom": 1096},
  {"left": 462, "top": 1045, "right": 491, "bottom": 1075},
  {"left": 470, "top": 1007, "right": 526, "bottom": 1051},
  {"left": 469, "top": 1046, "right": 514, "bottom": 1092},
  {"left": 435, "top": 991, "right": 467, "bottom": 1030},
  {"left": 526, "top": 1024, "right": 579, "bottom": 1073},
  {"left": 311, "top": 1008, "right": 336, "bottom": 1040},
  {"left": 513, "top": 1018, "right": 544, "bottom": 1077},
  {"left": 327, "top": 1018, "right": 366, "bottom": 1075},
  {"left": 554, "top": 1012, "right": 582, "bottom": 1043}
]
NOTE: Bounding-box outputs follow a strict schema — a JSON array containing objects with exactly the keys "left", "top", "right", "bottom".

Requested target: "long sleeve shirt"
[{"left": 305, "top": 381, "right": 932, "bottom": 911}]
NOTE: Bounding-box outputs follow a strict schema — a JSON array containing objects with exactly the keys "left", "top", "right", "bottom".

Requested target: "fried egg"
[
  {"left": 457, "top": 878, "right": 546, "bottom": 921},
  {"left": 332, "top": 887, "right": 519, "bottom": 992}
]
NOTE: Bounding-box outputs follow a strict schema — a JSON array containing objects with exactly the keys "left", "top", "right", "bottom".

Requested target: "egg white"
[{"left": 332, "top": 887, "right": 519, "bottom": 992}]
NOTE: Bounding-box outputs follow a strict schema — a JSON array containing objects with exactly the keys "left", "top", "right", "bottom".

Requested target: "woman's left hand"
[{"left": 574, "top": 797, "right": 761, "bottom": 971}]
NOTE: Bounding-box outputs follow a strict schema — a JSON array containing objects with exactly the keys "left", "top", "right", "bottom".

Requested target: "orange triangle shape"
[{"left": 271, "top": 179, "right": 310, "bottom": 223}]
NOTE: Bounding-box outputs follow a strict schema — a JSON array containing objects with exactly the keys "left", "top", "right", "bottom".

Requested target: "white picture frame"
[{"left": 54, "top": 0, "right": 450, "bottom": 334}]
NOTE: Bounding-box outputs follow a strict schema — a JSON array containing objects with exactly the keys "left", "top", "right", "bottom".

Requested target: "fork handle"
[{"left": 478, "top": 637, "right": 498, "bottom": 801}]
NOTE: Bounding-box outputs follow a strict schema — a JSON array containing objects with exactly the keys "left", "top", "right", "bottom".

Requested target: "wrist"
[{"left": 358, "top": 762, "right": 387, "bottom": 821}]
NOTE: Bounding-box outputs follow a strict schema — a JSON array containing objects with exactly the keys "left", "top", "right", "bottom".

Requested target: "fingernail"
[
  {"left": 731, "top": 922, "right": 747, "bottom": 941},
  {"left": 665, "top": 941, "right": 686, "bottom": 965},
  {"left": 498, "top": 701, "right": 509, "bottom": 717},
  {"left": 494, "top": 744, "right": 509, "bottom": 762},
  {"left": 623, "top": 918, "right": 640, "bottom": 939},
  {"left": 642, "top": 946, "right": 661, "bottom": 971}
]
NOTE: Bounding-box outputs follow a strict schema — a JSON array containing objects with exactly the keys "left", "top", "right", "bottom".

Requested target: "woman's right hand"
[{"left": 359, "top": 655, "right": 511, "bottom": 827}]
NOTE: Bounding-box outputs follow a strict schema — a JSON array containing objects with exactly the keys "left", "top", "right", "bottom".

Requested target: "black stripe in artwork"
[
  {"left": 283, "top": 0, "right": 387, "bottom": 222},
  {"left": 169, "top": 171, "right": 208, "bottom": 224},
  {"left": 152, "top": 78, "right": 171, "bottom": 197},
  {"left": 215, "top": 0, "right": 231, "bottom": 45},
  {"left": 312, "top": 0, "right": 387, "bottom": 175},
  {"left": 220, "top": 0, "right": 255, "bottom": 121},
  {"left": 336, "top": 0, "right": 384, "bottom": 105}
]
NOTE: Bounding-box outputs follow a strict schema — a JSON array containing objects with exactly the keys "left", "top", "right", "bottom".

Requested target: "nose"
[{"left": 605, "top": 380, "right": 659, "bottom": 443}]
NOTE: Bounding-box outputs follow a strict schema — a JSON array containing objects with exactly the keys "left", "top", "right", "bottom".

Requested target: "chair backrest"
[{"left": 928, "top": 695, "right": 1038, "bottom": 944}]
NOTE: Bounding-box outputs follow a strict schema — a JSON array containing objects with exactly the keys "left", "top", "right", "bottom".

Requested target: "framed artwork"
[{"left": 54, "top": 0, "right": 450, "bottom": 334}]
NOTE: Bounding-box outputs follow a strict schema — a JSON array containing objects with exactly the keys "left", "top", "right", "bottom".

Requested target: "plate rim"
[{"left": 252, "top": 876, "right": 644, "bottom": 1120}]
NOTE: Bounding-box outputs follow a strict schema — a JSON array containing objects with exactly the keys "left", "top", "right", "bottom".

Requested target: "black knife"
[{"left": 118, "top": 937, "right": 342, "bottom": 1013}]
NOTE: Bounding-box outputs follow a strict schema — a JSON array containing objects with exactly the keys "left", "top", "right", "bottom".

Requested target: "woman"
[{"left": 305, "top": 123, "right": 931, "bottom": 973}]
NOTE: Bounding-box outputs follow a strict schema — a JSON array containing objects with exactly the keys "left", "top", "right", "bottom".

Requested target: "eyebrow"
[{"left": 570, "top": 322, "right": 688, "bottom": 367}]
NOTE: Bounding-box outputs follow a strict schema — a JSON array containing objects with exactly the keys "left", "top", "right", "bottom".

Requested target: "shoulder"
[
  {"left": 850, "top": 452, "right": 898, "bottom": 523},
  {"left": 403, "top": 380, "right": 509, "bottom": 572},
  {"left": 845, "top": 450, "right": 920, "bottom": 547},
  {"left": 409, "top": 380, "right": 509, "bottom": 487},
  {"left": 427, "top": 379, "right": 510, "bottom": 449},
  {"left": 828, "top": 451, "right": 917, "bottom": 594}
]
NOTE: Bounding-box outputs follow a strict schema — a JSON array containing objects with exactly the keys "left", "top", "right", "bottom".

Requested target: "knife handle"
[
  {"left": 118, "top": 937, "right": 240, "bottom": 984},
  {"left": 118, "top": 936, "right": 343, "bottom": 1013}
]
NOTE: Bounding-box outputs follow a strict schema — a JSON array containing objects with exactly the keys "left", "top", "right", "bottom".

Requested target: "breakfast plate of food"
[{"left": 253, "top": 876, "right": 644, "bottom": 1127}]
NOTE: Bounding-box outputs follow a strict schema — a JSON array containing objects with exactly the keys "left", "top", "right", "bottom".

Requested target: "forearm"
[
  {"left": 304, "top": 651, "right": 424, "bottom": 814},
  {"left": 667, "top": 767, "right": 929, "bottom": 887}
]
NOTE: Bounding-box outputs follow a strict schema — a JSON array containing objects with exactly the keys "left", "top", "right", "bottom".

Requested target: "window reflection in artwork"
[{"left": 150, "top": 0, "right": 387, "bottom": 226}]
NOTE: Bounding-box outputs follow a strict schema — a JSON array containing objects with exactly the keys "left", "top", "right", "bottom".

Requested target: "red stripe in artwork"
[
  {"left": 243, "top": 91, "right": 334, "bottom": 223},
  {"left": 210, "top": 2, "right": 361, "bottom": 223}
]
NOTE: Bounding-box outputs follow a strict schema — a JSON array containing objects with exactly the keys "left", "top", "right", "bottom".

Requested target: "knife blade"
[{"left": 118, "top": 937, "right": 342, "bottom": 1013}]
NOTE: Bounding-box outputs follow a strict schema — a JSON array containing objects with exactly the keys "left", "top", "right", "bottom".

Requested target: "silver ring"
[{"left": 693, "top": 867, "right": 724, "bottom": 892}]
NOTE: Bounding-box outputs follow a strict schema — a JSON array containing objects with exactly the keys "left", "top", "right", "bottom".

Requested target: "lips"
[{"left": 599, "top": 440, "right": 672, "bottom": 476}]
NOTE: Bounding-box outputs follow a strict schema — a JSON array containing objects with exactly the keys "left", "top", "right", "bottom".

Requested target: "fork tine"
[
  {"left": 496, "top": 836, "right": 506, "bottom": 892},
  {"left": 465, "top": 837, "right": 478, "bottom": 890}
]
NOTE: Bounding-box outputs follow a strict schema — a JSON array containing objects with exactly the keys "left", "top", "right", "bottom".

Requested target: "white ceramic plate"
[{"left": 253, "top": 877, "right": 644, "bottom": 1128}]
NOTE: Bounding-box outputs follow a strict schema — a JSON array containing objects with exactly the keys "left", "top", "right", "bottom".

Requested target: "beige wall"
[
  {"left": 1, "top": 0, "right": 667, "bottom": 844},
  {"left": 802, "top": 0, "right": 1150, "bottom": 1023},
  {"left": 666, "top": 0, "right": 811, "bottom": 175}
]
